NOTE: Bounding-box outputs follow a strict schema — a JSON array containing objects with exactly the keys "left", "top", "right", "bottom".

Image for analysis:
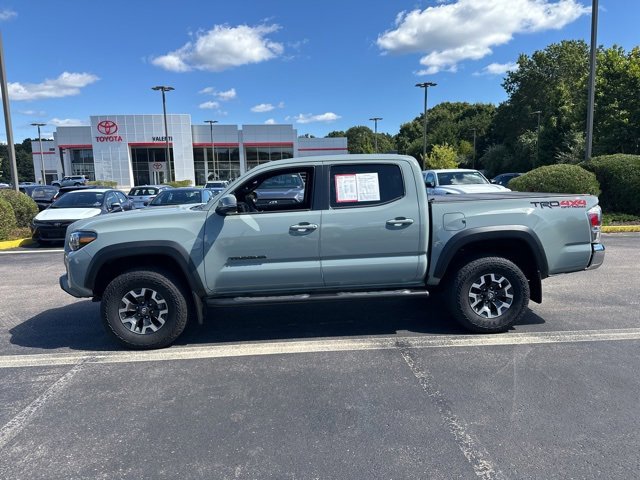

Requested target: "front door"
[
  {"left": 149, "top": 162, "right": 166, "bottom": 184},
  {"left": 203, "top": 165, "right": 323, "bottom": 294}
]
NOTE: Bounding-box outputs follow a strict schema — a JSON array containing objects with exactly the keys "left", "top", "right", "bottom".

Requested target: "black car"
[
  {"left": 31, "top": 188, "right": 133, "bottom": 245},
  {"left": 491, "top": 172, "right": 522, "bottom": 187},
  {"left": 18, "top": 185, "right": 59, "bottom": 211},
  {"left": 51, "top": 184, "right": 107, "bottom": 202}
]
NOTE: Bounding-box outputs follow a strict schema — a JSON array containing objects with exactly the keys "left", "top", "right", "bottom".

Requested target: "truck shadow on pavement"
[{"left": 10, "top": 297, "right": 546, "bottom": 351}]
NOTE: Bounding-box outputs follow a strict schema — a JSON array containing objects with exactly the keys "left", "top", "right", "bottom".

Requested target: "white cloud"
[
  {"left": 199, "top": 87, "right": 236, "bottom": 101},
  {"left": 291, "top": 112, "right": 341, "bottom": 124},
  {"left": 49, "top": 118, "right": 88, "bottom": 127},
  {"left": 0, "top": 9, "right": 17, "bottom": 21},
  {"left": 264, "top": 118, "right": 276, "bottom": 125},
  {"left": 474, "top": 61, "right": 519, "bottom": 76},
  {"left": 152, "top": 24, "right": 283, "bottom": 72},
  {"left": 377, "top": 0, "right": 589, "bottom": 74},
  {"left": 7, "top": 72, "right": 99, "bottom": 101},
  {"left": 251, "top": 103, "right": 275, "bottom": 113},
  {"left": 199, "top": 101, "right": 220, "bottom": 109},
  {"left": 19, "top": 110, "right": 47, "bottom": 117}
]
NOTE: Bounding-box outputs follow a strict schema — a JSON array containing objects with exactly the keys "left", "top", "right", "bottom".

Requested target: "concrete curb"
[
  {"left": 0, "top": 238, "right": 34, "bottom": 250},
  {"left": 602, "top": 225, "right": 640, "bottom": 233}
]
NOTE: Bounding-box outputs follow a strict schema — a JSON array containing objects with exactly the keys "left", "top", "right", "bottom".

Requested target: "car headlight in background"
[{"left": 69, "top": 231, "right": 97, "bottom": 251}]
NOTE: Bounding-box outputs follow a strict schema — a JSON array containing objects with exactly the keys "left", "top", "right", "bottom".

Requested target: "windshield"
[
  {"left": 129, "top": 187, "right": 159, "bottom": 196},
  {"left": 51, "top": 191, "right": 104, "bottom": 208},
  {"left": 258, "top": 174, "right": 303, "bottom": 189},
  {"left": 149, "top": 190, "right": 204, "bottom": 205},
  {"left": 205, "top": 182, "right": 227, "bottom": 188},
  {"left": 437, "top": 172, "right": 489, "bottom": 186}
]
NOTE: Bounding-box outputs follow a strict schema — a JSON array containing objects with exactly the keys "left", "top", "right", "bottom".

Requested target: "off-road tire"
[
  {"left": 101, "top": 268, "right": 189, "bottom": 349},
  {"left": 449, "top": 256, "right": 529, "bottom": 333}
]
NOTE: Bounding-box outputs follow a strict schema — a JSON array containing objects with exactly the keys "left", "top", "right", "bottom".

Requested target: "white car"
[{"left": 423, "top": 169, "right": 511, "bottom": 195}]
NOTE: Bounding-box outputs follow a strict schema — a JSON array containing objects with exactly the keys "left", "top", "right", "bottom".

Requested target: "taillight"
[{"left": 587, "top": 205, "right": 602, "bottom": 243}]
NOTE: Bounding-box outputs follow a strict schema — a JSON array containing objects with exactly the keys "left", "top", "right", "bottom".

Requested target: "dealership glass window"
[
  {"left": 244, "top": 145, "right": 293, "bottom": 171},
  {"left": 193, "top": 146, "right": 241, "bottom": 184},
  {"left": 329, "top": 163, "right": 405, "bottom": 208},
  {"left": 193, "top": 147, "right": 206, "bottom": 186},
  {"left": 70, "top": 149, "right": 95, "bottom": 180},
  {"left": 131, "top": 147, "right": 172, "bottom": 186}
]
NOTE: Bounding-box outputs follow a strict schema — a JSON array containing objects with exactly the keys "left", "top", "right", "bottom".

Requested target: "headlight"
[{"left": 69, "top": 231, "right": 97, "bottom": 251}]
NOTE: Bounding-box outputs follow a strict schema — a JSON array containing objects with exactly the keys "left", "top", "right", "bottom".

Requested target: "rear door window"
[{"left": 329, "top": 164, "right": 404, "bottom": 208}]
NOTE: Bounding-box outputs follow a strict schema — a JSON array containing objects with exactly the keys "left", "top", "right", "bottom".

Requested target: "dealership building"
[{"left": 30, "top": 114, "right": 348, "bottom": 187}]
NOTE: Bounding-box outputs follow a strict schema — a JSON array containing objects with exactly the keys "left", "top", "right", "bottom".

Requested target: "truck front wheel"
[
  {"left": 101, "top": 268, "right": 189, "bottom": 349},
  {"left": 449, "top": 256, "right": 529, "bottom": 333}
]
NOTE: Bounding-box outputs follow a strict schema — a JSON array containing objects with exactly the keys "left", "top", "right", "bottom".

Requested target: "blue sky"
[{"left": 0, "top": 0, "right": 637, "bottom": 142}]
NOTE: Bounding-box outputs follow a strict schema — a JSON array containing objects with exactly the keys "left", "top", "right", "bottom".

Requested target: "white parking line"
[
  {"left": 0, "top": 249, "right": 64, "bottom": 255},
  {"left": 1, "top": 328, "right": 639, "bottom": 369}
]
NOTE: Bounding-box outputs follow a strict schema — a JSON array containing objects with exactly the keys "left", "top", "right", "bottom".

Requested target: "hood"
[
  {"left": 69, "top": 203, "right": 204, "bottom": 231},
  {"left": 35, "top": 207, "right": 102, "bottom": 221},
  {"left": 436, "top": 184, "right": 510, "bottom": 194}
]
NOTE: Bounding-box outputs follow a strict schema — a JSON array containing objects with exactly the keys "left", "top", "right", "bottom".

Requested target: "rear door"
[{"left": 320, "top": 160, "right": 424, "bottom": 287}]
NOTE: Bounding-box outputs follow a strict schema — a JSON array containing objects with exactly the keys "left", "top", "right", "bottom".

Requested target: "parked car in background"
[
  {"left": 491, "top": 172, "right": 523, "bottom": 187},
  {"left": 52, "top": 185, "right": 105, "bottom": 202},
  {"left": 204, "top": 180, "right": 229, "bottom": 196},
  {"left": 127, "top": 185, "right": 173, "bottom": 209},
  {"left": 31, "top": 188, "right": 133, "bottom": 245},
  {"left": 0, "top": 183, "right": 9, "bottom": 189},
  {"left": 18, "top": 185, "right": 59, "bottom": 211},
  {"left": 423, "top": 169, "right": 511, "bottom": 195},
  {"left": 147, "top": 187, "right": 214, "bottom": 207},
  {"left": 248, "top": 172, "right": 306, "bottom": 209},
  {"left": 51, "top": 175, "right": 89, "bottom": 187}
]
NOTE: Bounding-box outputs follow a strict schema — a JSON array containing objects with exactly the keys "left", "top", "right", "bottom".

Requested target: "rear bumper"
[{"left": 586, "top": 243, "right": 605, "bottom": 270}]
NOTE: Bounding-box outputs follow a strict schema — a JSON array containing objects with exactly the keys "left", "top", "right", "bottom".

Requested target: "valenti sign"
[{"left": 95, "top": 120, "right": 123, "bottom": 142}]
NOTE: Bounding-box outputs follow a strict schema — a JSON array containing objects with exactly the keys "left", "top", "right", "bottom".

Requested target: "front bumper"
[
  {"left": 59, "top": 249, "right": 94, "bottom": 298},
  {"left": 586, "top": 243, "right": 605, "bottom": 270}
]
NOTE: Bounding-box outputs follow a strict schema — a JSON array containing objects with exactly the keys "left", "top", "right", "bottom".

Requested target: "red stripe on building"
[
  {"left": 192, "top": 143, "right": 240, "bottom": 147},
  {"left": 58, "top": 144, "right": 92, "bottom": 149},
  {"left": 298, "top": 147, "right": 348, "bottom": 151},
  {"left": 243, "top": 142, "right": 294, "bottom": 147},
  {"left": 128, "top": 142, "right": 174, "bottom": 147}
]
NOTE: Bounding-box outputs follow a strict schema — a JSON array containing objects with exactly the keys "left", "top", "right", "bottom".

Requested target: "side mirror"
[
  {"left": 110, "top": 203, "right": 122, "bottom": 212},
  {"left": 425, "top": 181, "right": 435, "bottom": 188},
  {"left": 215, "top": 194, "right": 238, "bottom": 216}
]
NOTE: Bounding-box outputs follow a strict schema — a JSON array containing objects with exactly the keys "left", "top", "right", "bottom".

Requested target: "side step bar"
[{"left": 205, "top": 289, "right": 429, "bottom": 307}]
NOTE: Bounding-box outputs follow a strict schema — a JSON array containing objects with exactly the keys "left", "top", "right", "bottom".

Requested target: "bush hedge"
[
  {"left": 509, "top": 164, "right": 600, "bottom": 195},
  {"left": 167, "top": 179, "right": 192, "bottom": 188},
  {"left": 88, "top": 180, "right": 118, "bottom": 188},
  {"left": 582, "top": 154, "right": 640, "bottom": 215},
  {"left": 0, "top": 189, "right": 38, "bottom": 228},
  {"left": 0, "top": 197, "right": 17, "bottom": 241}
]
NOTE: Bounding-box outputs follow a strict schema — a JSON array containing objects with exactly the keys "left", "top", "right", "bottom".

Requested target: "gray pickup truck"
[{"left": 60, "top": 155, "right": 605, "bottom": 349}]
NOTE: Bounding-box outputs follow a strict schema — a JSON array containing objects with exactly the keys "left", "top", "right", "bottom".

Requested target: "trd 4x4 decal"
[{"left": 530, "top": 199, "right": 587, "bottom": 209}]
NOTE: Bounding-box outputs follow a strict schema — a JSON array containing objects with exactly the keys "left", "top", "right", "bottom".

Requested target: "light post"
[
  {"left": 531, "top": 110, "right": 541, "bottom": 167},
  {"left": 415, "top": 82, "right": 437, "bottom": 165},
  {"left": 470, "top": 128, "right": 477, "bottom": 169},
  {"left": 369, "top": 117, "right": 382, "bottom": 153},
  {"left": 585, "top": 0, "right": 599, "bottom": 161},
  {"left": 31, "top": 122, "right": 46, "bottom": 184},
  {"left": 151, "top": 85, "right": 174, "bottom": 182},
  {"left": 204, "top": 120, "right": 218, "bottom": 180}
]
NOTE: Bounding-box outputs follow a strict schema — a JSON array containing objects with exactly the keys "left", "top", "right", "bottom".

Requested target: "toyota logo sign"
[{"left": 97, "top": 120, "right": 118, "bottom": 135}]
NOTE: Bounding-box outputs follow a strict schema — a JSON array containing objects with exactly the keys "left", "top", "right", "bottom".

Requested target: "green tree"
[{"left": 424, "top": 143, "right": 459, "bottom": 169}]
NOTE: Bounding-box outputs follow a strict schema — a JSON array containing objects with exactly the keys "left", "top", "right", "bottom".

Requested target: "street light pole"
[
  {"left": 470, "top": 128, "right": 477, "bottom": 169},
  {"left": 204, "top": 120, "right": 218, "bottom": 180},
  {"left": 585, "top": 0, "right": 599, "bottom": 161},
  {"left": 31, "top": 122, "right": 46, "bottom": 185},
  {"left": 369, "top": 117, "right": 382, "bottom": 153},
  {"left": 0, "top": 32, "right": 19, "bottom": 192},
  {"left": 152, "top": 85, "right": 174, "bottom": 182},
  {"left": 531, "top": 110, "right": 541, "bottom": 167},
  {"left": 415, "top": 82, "right": 437, "bottom": 166}
]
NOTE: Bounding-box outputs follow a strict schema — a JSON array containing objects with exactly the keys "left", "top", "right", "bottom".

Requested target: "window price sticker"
[{"left": 335, "top": 173, "right": 380, "bottom": 203}]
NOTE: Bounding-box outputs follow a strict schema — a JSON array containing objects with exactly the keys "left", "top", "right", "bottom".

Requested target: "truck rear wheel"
[
  {"left": 101, "top": 268, "right": 189, "bottom": 349},
  {"left": 449, "top": 256, "right": 529, "bottom": 333}
]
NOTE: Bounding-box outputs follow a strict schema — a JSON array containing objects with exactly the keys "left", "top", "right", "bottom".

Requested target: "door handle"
[
  {"left": 289, "top": 222, "right": 318, "bottom": 232},
  {"left": 386, "top": 217, "right": 414, "bottom": 227}
]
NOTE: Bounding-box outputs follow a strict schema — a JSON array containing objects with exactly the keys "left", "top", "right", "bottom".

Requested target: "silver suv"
[{"left": 52, "top": 175, "right": 89, "bottom": 187}]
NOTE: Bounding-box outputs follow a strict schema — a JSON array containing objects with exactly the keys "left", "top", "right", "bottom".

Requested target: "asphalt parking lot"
[{"left": 0, "top": 233, "right": 639, "bottom": 479}]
